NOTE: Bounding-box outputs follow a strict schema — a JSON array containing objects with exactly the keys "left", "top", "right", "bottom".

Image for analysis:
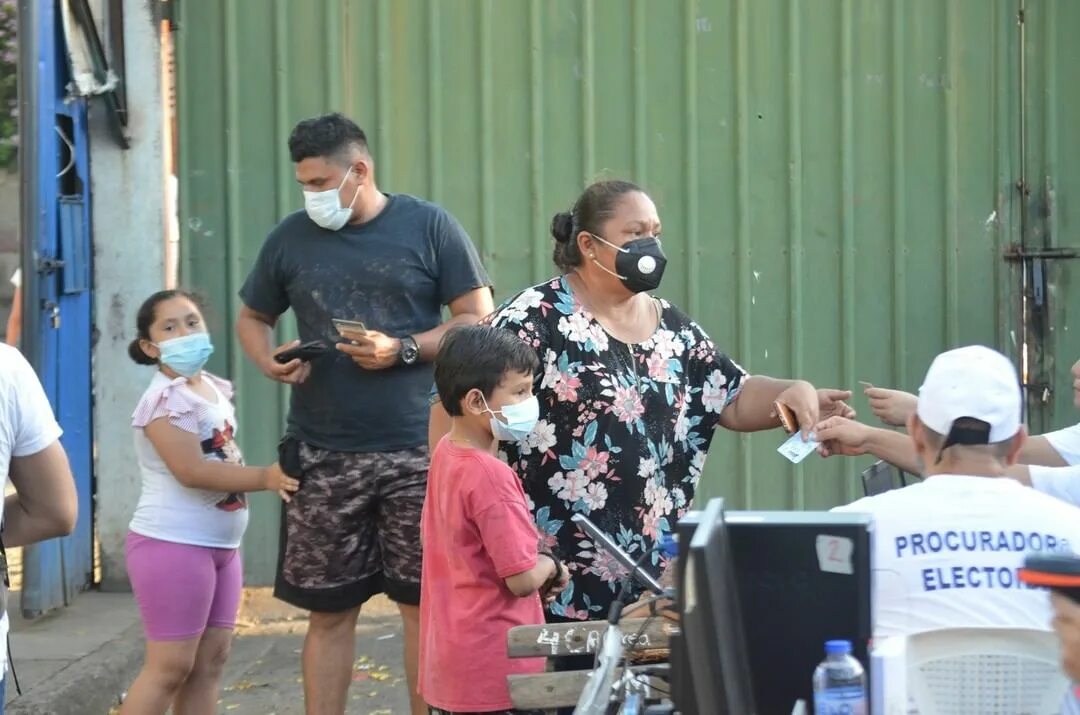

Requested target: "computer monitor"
[
  {"left": 674, "top": 499, "right": 756, "bottom": 714},
  {"left": 670, "top": 511, "right": 700, "bottom": 713},
  {"left": 725, "top": 510, "right": 873, "bottom": 713}
]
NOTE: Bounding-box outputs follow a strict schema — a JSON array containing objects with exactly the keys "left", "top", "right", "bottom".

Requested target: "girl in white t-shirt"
[{"left": 120, "top": 290, "right": 298, "bottom": 715}]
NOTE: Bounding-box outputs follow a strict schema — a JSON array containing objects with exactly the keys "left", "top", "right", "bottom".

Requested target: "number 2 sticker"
[{"left": 815, "top": 534, "right": 854, "bottom": 575}]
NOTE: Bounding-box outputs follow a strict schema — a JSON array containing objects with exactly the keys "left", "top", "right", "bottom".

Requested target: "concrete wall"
[
  {"left": 0, "top": 169, "right": 18, "bottom": 252},
  {"left": 0, "top": 169, "right": 19, "bottom": 321},
  {"left": 90, "top": 0, "right": 165, "bottom": 591}
]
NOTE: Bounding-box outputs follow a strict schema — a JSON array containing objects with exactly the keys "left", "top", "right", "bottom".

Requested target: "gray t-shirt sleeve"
[
  {"left": 433, "top": 209, "right": 491, "bottom": 305},
  {"left": 239, "top": 230, "right": 290, "bottom": 317}
]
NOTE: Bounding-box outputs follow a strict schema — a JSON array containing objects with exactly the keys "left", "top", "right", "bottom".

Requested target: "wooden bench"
[{"left": 506, "top": 618, "right": 676, "bottom": 710}]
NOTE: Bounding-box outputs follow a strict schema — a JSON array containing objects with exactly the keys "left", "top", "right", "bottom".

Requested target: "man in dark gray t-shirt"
[{"left": 236, "top": 113, "right": 492, "bottom": 715}]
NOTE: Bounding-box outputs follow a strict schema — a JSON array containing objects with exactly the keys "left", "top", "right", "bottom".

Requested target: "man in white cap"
[
  {"left": 832, "top": 345, "right": 1080, "bottom": 638},
  {"left": 816, "top": 358, "right": 1080, "bottom": 507}
]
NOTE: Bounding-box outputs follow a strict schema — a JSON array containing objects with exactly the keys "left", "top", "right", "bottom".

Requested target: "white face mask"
[{"left": 303, "top": 168, "right": 360, "bottom": 231}]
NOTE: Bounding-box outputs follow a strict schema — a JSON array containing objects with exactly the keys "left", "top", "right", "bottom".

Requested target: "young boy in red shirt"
[{"left": 420, "top": 325, "right": 569, "bottom": 715}]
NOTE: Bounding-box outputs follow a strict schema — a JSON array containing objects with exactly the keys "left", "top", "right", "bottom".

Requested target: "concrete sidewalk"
[
  {"left": 5, "top": 590, "right": 142, "bottom": 715},
  {"left": 2, "top": 589, "right": 410, "bottom": 715}
]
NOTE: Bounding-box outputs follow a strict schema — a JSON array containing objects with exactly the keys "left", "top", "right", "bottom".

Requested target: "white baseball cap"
[{"left": 916, "top": 345, "right": 1022, "bottom": 447}]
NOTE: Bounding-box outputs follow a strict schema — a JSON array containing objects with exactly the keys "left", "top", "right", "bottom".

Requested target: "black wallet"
[
  {"left": 278, "top": 435, "right": 304, "bottom": 479},
  {"left": 274, "top": 340, "right": 330, "bottom": 364}
]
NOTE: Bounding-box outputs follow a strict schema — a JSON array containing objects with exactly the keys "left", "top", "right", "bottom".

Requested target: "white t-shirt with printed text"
[
  {"left": 834, "top": 474, "right": 1080, "bottom": 639},
  {"left": 0, "top": 344, "right": 63, "bottom": 672},
  {"left": 130, "top": 371, "right": 249, "bottom": 549}
]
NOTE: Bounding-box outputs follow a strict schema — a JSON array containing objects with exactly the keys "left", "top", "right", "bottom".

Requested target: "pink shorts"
[{"left": 126, "top": 532, "right": 242, "bottom": 641}]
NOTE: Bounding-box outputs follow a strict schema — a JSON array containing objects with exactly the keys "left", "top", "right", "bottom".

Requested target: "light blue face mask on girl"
[
  {"left": 483, "top": 395, "right": 540, "bottom": 442},
  {"left": 156, "top": 333, "right": 214, "bottom": 378}
]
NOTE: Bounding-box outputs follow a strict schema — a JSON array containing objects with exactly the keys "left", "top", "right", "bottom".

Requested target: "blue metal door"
[{"left": 18, "top": 0, "right": 94, "bottom": 617}]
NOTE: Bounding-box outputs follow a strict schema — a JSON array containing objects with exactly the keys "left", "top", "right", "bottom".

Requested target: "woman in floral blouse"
[{"left": 430, "top": 179, "right": 852, "bottom": 626}]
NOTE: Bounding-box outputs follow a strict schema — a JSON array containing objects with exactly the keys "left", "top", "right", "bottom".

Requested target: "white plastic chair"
[{"left": 905, "top": 627, "right": 1069, "bottom": 715}]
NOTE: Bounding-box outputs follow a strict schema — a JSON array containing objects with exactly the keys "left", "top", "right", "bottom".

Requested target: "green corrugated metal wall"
[
  {"left": 1020, "top": 0, "right": 1080, "bottom": 439},
  {"left": 177, "top": 0, "right": 1080, "bottom": 584}
]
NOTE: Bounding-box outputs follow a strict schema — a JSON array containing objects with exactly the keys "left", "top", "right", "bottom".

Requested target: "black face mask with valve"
[{"left": 591, "top": 234, "right": 668, "bottom": 293}]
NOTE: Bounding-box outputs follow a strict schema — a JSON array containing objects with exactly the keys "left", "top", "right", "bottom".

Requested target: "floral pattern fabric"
[{"left": 487, "top": 276, "right": 747, "bottom": 620}]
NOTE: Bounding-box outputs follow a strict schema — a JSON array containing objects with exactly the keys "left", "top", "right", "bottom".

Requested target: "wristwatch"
[{"left": 399, "top": 336, "right": 420, "bottom": 366}]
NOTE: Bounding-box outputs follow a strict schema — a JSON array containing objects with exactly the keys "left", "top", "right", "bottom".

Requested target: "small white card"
[{"left": 777, "top": 432, "right": 819, "bottom": 464}]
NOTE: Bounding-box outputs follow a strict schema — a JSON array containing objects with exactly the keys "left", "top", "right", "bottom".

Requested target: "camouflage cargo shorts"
[{"left": 273, "top": 443, "right": 428, "bottom": 612}]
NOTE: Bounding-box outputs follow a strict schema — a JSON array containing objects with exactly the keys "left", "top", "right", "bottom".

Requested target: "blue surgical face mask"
[
  {"left": 483, "top": 394, "right": 540, "bottom": 442},
  {"left": 156, "top": 333, "right": 214, "bottom": 378}
]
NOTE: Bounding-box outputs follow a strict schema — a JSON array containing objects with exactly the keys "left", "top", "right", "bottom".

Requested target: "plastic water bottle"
[{"left": 812, "top": 639, "right": 867, "bottom": 715}]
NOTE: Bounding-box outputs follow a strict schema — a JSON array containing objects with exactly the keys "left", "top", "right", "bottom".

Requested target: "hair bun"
[
  {"left": 550, "top": 211, "right": 574, "bottom": 244},
  {"left": 128, "top": 338, "right": 157, "bottom": 366}
]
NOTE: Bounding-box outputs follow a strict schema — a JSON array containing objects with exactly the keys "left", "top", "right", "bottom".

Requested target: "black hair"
[
  {"left": 288, "top": 113, "right": 370, "bottom": 165},
  {"left": 550, "top": 179, "right": 643, "bottom": 272},
  {"left": 435, "top": 325, "right": 540, "bottom": 417},
  {"left": 128, "top": 290, "right": 204, "bottom": 366}
]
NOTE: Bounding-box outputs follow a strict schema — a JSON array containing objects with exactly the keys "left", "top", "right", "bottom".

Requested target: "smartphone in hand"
[
  {"left": 774, "top": 401, "right": 799, "bottom": 434},
  {"left": 332, "top": 318, "right": 368, "bottom": 340}
]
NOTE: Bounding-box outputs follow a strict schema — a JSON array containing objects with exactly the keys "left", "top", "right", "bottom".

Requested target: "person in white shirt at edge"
[
  {"left": 816, "top": 357, "right": 1080, "bottom": 508},
  {"left": 831, "top": 345, "right": 1080, "bottom": 640},
  {"left": 0, "top": 343, "right": 78, "bottom": 713}
]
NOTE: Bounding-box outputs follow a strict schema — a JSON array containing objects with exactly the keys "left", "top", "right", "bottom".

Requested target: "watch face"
[{"left": 402, "top": 339, "right": 419, "bottom": 364}]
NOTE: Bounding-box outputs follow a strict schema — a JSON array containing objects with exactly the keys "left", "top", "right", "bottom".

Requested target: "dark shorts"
[{"left": 274, "top": 443, "right": 428, "bottom": 613}]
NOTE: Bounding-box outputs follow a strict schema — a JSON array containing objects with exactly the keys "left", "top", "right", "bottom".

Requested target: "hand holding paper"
[{"left": 778, "top": 431, "right": 820, "bottom": 464}]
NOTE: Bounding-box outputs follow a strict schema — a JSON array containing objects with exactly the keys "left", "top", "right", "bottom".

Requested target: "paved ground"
[
  {"left": 6, "top": 590, "right": 140, "bottom": 713},
  {"left": 217, "top": 598, "right": 410, "bottom": 715},
  {"left": 4, "top": 589, "right": 411, "bottom": 715}
]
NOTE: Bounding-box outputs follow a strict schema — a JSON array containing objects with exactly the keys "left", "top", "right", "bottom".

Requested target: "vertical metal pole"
[
  {"left": 1018, "top": 1, "right": 1027, "bottom": 220},
  {"left": 1017, "top": 0, "right": 1032, "bottom": 424},
  {"left": 16, "top": 0, "right": 40, "bottom": 371}
]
